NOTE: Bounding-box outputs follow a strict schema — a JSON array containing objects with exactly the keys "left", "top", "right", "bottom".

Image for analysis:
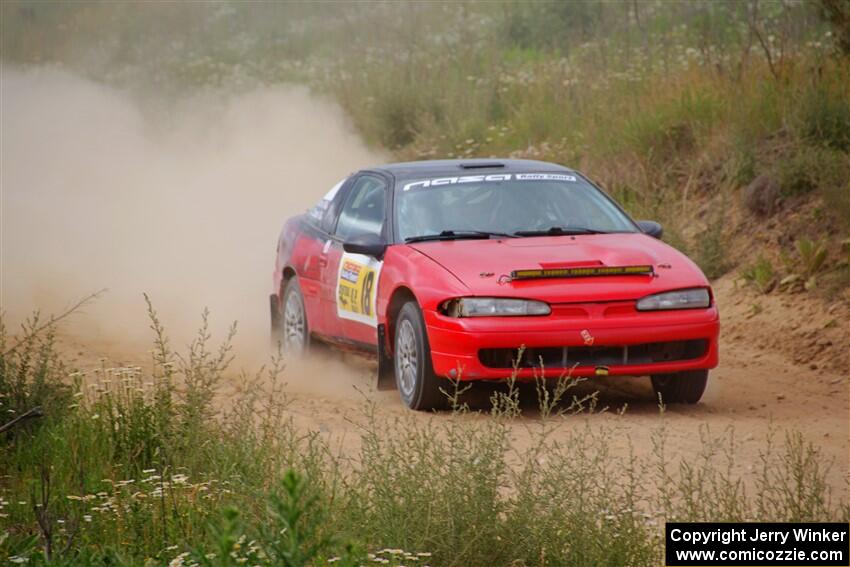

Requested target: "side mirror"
[
  {"left": 637, "top": 220, "right": 663, "bottom": 239},
  {"left": 343, "top": 233, "right": 387, "bottom": 259}
]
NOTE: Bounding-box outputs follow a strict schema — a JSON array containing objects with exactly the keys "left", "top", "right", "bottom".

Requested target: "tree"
[{"left": 818, "top": 0, "right": 850, "bottom": 55}]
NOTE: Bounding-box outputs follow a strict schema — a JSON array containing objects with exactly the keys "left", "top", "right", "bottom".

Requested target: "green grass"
[
  {"left": 741, "top": 257, "right": 778, "bottom": 294},
  {"left": 2, "top": 309, "right": 848, "bottom": 565},
  {"left": 797, "top": 80, "right": 850, "bottom": 152},
  {"left": 692, "top": 200, "right": 733, "bottom": 280}
]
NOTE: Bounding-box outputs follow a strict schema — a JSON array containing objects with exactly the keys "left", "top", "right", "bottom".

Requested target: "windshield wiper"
[
  {"left": 513, "top": 226, "right": 609, "bottom": 237},
  {"left": 405, "top": 229, "right": 516, "bottom": 244}
]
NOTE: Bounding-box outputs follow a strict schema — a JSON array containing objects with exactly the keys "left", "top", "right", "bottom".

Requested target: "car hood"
[{"left": 407, "top": 234, "right": 708, "bottom": 303}]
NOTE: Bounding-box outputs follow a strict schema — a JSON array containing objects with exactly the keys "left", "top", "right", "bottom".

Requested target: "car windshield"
[{"left": 395, "top": 173, "right": 638, "bottom": 242}]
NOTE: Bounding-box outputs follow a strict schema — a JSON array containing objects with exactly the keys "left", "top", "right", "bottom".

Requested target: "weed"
[
  {"left": 694, "top": 206, "right": 732, "bottom": 280},
  {"left": 742, "top": 257, "right": 777, "bottom": 293},
  {"left": 0, "top": 315, "right": 72, "bottom": 432},
  {"left": 780, "top": 237, "right": 831, "bottom": 291},
  {"left": 2, "top": 306, "right": 846, "bottom": 565},
  {"left": 797, "top": 82, "right": 850, "bottom": 151},
  {"left": 190, "top": 471, "right": 363, "bottom": 567},
  {"left": 777, "top": 149, "right": 819, "bottom": 197},
  {"left": 797, "top": 237, "right": 830, "bottom": 276},
  {"left": 728, "top": 144, "right": 757, "bottom": 187},
  {"left": 820, "top": 177, "right": 850, "bottom": 229},
  {"left": 777, "top": 146, "right": 844, "bottom": 199}
]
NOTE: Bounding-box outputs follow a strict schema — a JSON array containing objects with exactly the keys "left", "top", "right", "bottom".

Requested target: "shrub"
[
  {"left": 742, "top": 174, "right": 780, "bottom": 216},
  {"left": 0, "top": 313, "right": 74, "bottom": 439},
  {"left": 820, "top": 175, "right": 850, "bottom": 228},
  {"left": 1, "top": 308, "right": 847, "bottom": 566},
  {"left": 374, "top": 91, "right": 422, "bottom": 149},
  {"left": 777, "top": 149, "right": 821, "bottom": 197},
  {"left": 729, "top": 144, "right": 757, "bottom": 187},
  {"left": 796, "top": 237, "right": 830, "bottom": 277},
  {"left": 344, "top": 403, "right": 509, "bottom": 563},
  {"left": 694, "top": 207, "right": 732, "bottom": 280},
  {"left": 776, "top": 145, "right": 849, "bottom": 200},
  {"left": 780, "top": 237, "right": 830, "bottom": 291},
  {"left": 742, "top": 257, "right": 777, "bottom": 293},
  {"left": 729, "top": 78, "right": 783, "bottom": 147},
  {"left": 797, "top": 83, "right": 850, "bottom": 151},
  {"left": 192, "top": 471, "right": 364, "bottom": 567},
  {"left": 621, "top": 89, "right": 720, "bottom": 160},
  {"left": 499, "top": 0, "right": 602, "bottom": 51}
]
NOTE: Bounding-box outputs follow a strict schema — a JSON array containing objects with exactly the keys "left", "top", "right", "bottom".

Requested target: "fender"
[
  {"left": 273, "top": 215, "right": 308, "bottom": 295},
  {"left": 374, "top": 244, "right": 470, "bottom": 388}
]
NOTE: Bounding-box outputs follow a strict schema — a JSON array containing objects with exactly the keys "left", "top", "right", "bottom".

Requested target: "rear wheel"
[
  {"left": 278, "top": 277, "right": 310, "bottom": 355},
  {"left": 651, "top": 369, "right": 708, "bottom": 404},
  {"left": 394, "top": 302, "right": 445, "bottom": 411}
]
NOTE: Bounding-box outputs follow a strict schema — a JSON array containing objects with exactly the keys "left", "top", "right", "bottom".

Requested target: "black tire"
[
  {"left": 277, "top": 277, "right": 310, "bottom": 355},
  {"left": 651, "top": 369, "right": 708, "bottom": 404},
  {"left": 394, "top": 301, "right": 445, "bottom": 411}
]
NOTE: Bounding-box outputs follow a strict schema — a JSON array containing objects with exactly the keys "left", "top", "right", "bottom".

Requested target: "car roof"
[{"left": 365, "top": 158, "right": 574, "bottom": 181}]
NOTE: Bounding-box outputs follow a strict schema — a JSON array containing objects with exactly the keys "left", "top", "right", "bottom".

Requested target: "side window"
[
  {"left": 309, "top": 179, "right": 345, "bottom": 224},
  {"left": 320, "top": 178, "right": 351, "bottom": 234},
  {"left": 335, "top": 176, "right": 387, "bottom": 240}
]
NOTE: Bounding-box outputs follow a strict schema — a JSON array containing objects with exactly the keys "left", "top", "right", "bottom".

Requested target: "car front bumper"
[{"left": 424, "top": 303, "right": 719, "bottom": 380}]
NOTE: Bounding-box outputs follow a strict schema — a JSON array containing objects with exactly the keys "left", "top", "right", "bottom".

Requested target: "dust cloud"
[{"left": 1, "top": 66, "right": 386, "bottom": 368}]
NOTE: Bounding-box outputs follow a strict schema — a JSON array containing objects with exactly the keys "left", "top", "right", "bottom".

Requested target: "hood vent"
[
  {"left": 511, "top": 265, "right": 654, "bottom": 281},
  {"left": 459, "top": 162, "right": 505, "bottom": 169}
]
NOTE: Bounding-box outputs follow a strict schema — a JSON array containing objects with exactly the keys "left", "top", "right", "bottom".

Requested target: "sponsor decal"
[
  {"left": 402, "top": 172, "right": 577, "bottom": 191},
  {"left": 336, "top": 253, "right": 383, "bottom": 326},
  {"left": 511, "top": 265, "right": 654, "bottom": 280},
  {"left": 515, "top": 173, "right": 577, "bottom": 181},
  {"left": 340, "top": 260, "right": 361, "bottom": 284}
]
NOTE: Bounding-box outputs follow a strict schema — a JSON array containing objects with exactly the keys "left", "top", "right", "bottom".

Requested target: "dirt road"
[
  {"left": 287, "top": 276, "right": 849, "bottom": 495},
  {"left": 58, "top": 274, "right": 850, "bottom": 502}
]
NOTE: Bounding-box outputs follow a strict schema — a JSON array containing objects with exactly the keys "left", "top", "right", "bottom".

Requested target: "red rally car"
[{"left": 271, "top": 159, "right": 719, "bottom": 410}]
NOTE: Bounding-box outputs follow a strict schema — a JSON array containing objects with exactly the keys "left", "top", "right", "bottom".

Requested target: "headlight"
[
  {"left": 636, "top": 288, "right": 711, "bottom": 311},
  {"left": 441, "top": 297, "right": 551, "bottom": 317}
]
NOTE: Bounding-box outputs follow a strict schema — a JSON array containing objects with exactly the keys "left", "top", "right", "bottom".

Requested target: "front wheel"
[
  {"left": 651, "top": 369, "right": 708, "bottom": 404},
  {"left": 394, "top": 302, "right": 445, "bottom": 411}
]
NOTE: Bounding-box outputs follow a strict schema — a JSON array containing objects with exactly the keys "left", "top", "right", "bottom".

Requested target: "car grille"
[{"left": 478, "top": 340, "right": 707, "bottom": 369}]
